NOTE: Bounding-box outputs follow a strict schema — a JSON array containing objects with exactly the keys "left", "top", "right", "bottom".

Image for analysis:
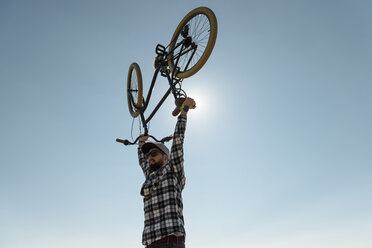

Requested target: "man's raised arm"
[
  {"left": 138, "top": 135, "right": 150, "bottom": 178},
  {"left": 170, "top": 98, "right": 196, "bottom": 178}
]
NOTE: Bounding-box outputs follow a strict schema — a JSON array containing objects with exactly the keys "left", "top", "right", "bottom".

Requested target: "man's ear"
[{"left": 163, "top": 154, "right": 169, "bottom": 164}]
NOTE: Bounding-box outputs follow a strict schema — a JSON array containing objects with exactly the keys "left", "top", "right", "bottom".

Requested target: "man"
[{"left": 137, "top": 97, "right": 196, "bottom": 248}]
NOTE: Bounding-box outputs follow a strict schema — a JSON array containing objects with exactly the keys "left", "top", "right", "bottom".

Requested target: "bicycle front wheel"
[
  {"left": 168, "top": 7, "right": 217, "bottom": 79},
  {"left": 127, "top": 63, "right": 143, "bottom": 118}
]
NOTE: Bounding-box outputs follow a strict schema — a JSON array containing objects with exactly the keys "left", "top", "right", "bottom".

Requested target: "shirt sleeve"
[
  {"left": 138, "top": 147, "right": 150, "bottom": 178},
  {"left": 169, "top": 114, "right": 187, "bottom": 183}
]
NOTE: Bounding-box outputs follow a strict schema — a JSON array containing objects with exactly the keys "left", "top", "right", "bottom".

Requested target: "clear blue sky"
[{"left": 1, "top": 0, "right": 371, "bottom": 247}]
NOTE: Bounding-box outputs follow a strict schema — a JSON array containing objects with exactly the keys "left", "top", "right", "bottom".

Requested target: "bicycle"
[{"left": 116, "top": 7, "right": 217, "bottom": 146}]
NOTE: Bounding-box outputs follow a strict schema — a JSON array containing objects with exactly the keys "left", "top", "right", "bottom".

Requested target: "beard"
[{"left": 149, "top": 161, "right": 163, "bottom": 172}]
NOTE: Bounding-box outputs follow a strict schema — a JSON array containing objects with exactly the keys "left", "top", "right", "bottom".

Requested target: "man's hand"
[
  {"left": 138, "top": 135, "right": 149, "bottom": 147},
  {"left": 181, "top": 97, "right": 196, "bottom": 115}
]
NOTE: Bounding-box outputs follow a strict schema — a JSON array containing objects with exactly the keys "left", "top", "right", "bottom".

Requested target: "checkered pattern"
[{"left": 138, "top": 114, "right": 187, "bottom": 246}]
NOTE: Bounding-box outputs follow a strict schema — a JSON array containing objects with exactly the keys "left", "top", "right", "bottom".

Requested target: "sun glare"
[{"left": 186, "top": 84, "right": 218, "bottom": 121}]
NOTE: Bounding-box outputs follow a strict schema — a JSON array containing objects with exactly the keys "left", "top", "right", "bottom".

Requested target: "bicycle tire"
[
  {"left": 127, "top": 62, "right": 143, "bottom": 118},
  {"left": 168, "top": 7, "right": 217, "bottom": 79}
]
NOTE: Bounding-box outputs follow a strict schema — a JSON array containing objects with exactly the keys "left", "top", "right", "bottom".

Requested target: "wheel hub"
[{"left": 184, "top": 36, "right": 192, "bottom": 48}]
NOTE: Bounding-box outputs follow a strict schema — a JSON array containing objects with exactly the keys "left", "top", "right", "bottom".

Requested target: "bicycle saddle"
[{"left": 172, "top": 98, "right": 186, "bottom": 116}]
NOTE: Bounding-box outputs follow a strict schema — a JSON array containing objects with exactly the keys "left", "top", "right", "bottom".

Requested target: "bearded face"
[
  {"left": 149, "top": 160, "right": 163, "bottom": 172},
  {"left": 147, "top": 148, "right": 168, "bottom": 172}
]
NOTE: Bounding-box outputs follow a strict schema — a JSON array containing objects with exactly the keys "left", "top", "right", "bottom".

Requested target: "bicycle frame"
[
  {"left": 131, "top": 67, "right": 178, "bottom": 136},
  {"left": 128, "top": 38, "right": 198, "bottom": 137}
]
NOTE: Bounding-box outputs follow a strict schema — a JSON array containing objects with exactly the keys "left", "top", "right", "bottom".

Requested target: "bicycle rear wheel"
[
  {"left": 127, "top": 63, "right": 143, "bottom": 118},
  {"left": 168, "top": 7, "right": 217, "bottom": 79}
]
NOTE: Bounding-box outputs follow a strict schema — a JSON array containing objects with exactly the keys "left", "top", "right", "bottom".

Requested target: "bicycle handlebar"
[{"left": 116, "top": 135, "right": 173, "bottom": 146}]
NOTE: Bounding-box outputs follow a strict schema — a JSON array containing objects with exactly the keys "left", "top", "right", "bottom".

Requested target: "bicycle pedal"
[{"left": 155, "top": 44, "right": 166, "bottom": 55}]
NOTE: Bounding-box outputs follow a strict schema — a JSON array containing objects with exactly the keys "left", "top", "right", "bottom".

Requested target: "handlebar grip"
[{"left": 116, "top": 138, "right": 130, "bottom": 145}]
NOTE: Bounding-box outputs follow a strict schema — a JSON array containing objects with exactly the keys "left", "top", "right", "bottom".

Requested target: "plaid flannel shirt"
[{"left": 138, "top": 114, "right": 187, "bottom": 246}]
